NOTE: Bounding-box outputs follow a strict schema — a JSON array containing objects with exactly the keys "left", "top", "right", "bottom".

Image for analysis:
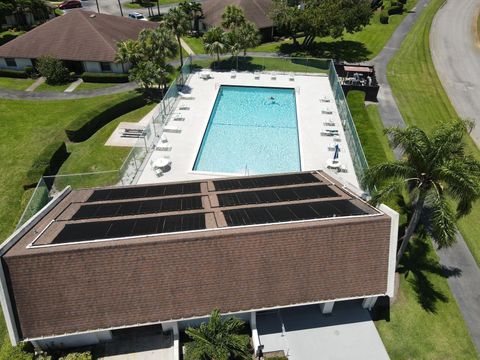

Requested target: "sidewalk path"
[
  {"left": 370, "top": 0, "right": 480, "bottom": 353},
  {"left": 25, "top": 77, "right": 45, "bottom": 92},
  {"left": 430, "top": 0, "right": 480, "bottom": 145},
  {"left": 180, "top": 38, "right": 195, "bottom": 55}
]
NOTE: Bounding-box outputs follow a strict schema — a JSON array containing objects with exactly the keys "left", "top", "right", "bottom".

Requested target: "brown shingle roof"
[
  {"left": 202, "top": 0, "right": 273, "bottom": 29},
  {"left": 0, "top": 11, "right": 158, "bottom": 62},
  {"left": 2, "top": 171, "right": 393, "bottom": 340}
]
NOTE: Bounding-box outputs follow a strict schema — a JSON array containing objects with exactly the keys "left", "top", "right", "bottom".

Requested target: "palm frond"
[
  {"left": 370, "top": 178, "right": 406, "bottom": 205},
  {"left": 362, "top": 161, "right": 416, "bottom": 189},
  {"left": 385, "top": 126, "right": 430, "bottom": 168},
  {"left": 426, "top": 194, "right": 457, "bottom": 249}
]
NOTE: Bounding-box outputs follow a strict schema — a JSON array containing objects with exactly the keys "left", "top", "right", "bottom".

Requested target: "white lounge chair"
[
  {"left": 323, "top": 121, "right": 336, "bottom": 127},
  {"left": 289, "top": 74, "right": 295, "bottom": 81},
  {"left": 199, "top": 71, "right": 213, "bottom": 80},
  {"left": 160, "top": 134, "right": 168, "bottom": 143},
  {"left": 179, "top": 104, "right": 190, "bottom": 110},
  {"left": 254, "top": 72, "right": 260, "bottom": 80},
  {"left": 271, "top": 73, "right": 277, "bottom": 80},
  {"left": 156, "top": 145, "right": 172, "bottom": 151},
  {"left": 164, "top": 125, "right": 181, "bottom": 133},
  {"left": 322, "top": 107, "right": 333, "bottom": 115},
  {"left": 320, "top": 96, "right": 331, "bottom": 103},
  {"left": 178, "top": 91, "right": 194, "bottom": 100},
  {"left": 230, "top": 70, "right": 237, "bottom": 79}
]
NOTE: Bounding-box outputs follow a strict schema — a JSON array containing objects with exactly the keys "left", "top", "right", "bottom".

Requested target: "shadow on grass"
[
  {"left": 279, "top": 40, "right": 371, "bottom": 62},
  {"left": 397, "top": 236, "right": 461, "bottom": 313}
]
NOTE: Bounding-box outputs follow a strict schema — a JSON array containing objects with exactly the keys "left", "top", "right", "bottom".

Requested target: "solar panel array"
[
  {"left": 217, "top": 185, "right": 339, "bottom": 207},
  {"left": 223, "top": 200, "right": 368, "bottom": 227},
  {"left": 87, "top": 183, "right": 201, "bottom": 202},
  {"left": 52, "top": 213, "right": 206, "bottom": 244},
  {"left": 213, "top": 173, "right": 320, "bottom": 191},
  {"left": 72, "top": 196, "right": 203, "bottom": 220}
]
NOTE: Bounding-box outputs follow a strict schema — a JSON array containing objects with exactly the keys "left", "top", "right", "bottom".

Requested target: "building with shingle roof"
[
  {"left": 0, "top": 171, "right": 398, "bottom": 352},
  {"left": 0, "top": 10, "right": 158, "bottom": 74}
]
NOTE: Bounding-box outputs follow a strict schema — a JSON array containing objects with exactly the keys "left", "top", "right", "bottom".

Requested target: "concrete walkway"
[
  {"left": 430, "top": 0, "right": 480, "bottom": 146},
  {"left": 25, "top": 76, "right": 45, "bottom": 92},
  {"left": 64, "top": 78, "right": 83, "bottom": 93},
  {"left": 180, "top": 38, "right": 195, "bottom": 55},
  {"left": 369, "top": 0, "right": 480, "bottom": 353}
]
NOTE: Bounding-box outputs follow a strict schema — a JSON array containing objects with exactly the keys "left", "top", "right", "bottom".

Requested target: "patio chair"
[
  {"left": 271, "top": 73, "right": 277, "bottom": 80},
  {"left": 164, "top": 125, "right": 181, "bottom": 133},
  {"left": 230, "top": 70, "right": 237, "bottom": 79},
  {"left": 254, "top": 72, "right": 260, "bottom": 80},
  {"left": 179, "top": 104, "right": 190, "bottom": 110},
  {"left": 160, "top": 134, "right": 168, "bottom": 143},
  {"left": 289, "top": 74, "right": 295, "bottom": 81},
  {"left": 178, "top": 91, "right": 194, "bottom": 100},
  {"left": 155, "top": 167, "right": 163, "bottom": 177}
]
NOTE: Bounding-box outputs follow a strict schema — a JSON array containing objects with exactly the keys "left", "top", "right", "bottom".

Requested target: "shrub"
[
  {"left": 380, "top": 10, "right": 389, "bottom": 24},
  {"left": 398, "top": 0, "right": 407, "bottom": 4},
  {"left": 58, "top": 352, "right": 92, "bottom": 360},
  {"left": 24, "top": 142, "right": 69, "bottom": 189},
  {"left": 65, "top": 92, "right": 147, "bottom": 142},
  {"left": 0, "top": 68, "right": 28, "bottom": 78},
  {"left": 36, "top": 56, "right": 70, "bottom": 85},
  {"left": 81, "top": 72, "right": 130, "bottom": 83},
  {"left": 388, "top": 4, "right": 404, "bottom": 15}
]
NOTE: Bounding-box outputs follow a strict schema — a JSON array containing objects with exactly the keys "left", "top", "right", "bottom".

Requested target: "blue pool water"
[{"left": 193, "top": 86, "right": 300, "bottom": 175}]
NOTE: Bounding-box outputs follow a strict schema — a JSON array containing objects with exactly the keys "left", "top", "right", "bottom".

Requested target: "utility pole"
[
  {"left": 95, "top": 0, "right": 100, "bottom": 13},
  {"left": 117, "top": 0, "right": 123, "bottom": 16}
]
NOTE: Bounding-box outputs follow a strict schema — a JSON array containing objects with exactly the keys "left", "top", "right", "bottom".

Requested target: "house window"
[
  {"left": 100, "top": 62, "right": 112, "bottom": 72},
  {"left": 5, "top": 58, "right": 17, "bottom": 67}
]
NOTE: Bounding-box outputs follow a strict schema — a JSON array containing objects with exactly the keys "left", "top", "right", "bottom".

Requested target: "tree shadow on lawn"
[
  {"left": 397, "top": 234, "right": 462, "bottom": 313},
  {"left": 279, "top": 40, "right": 371, "bottom": 63}
]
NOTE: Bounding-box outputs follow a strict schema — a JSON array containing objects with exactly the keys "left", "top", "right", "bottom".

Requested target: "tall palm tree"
[
  {"left": 363, "top": 122, "right": 480, "bottom": 266},
  {"left": 221, "top": 4, "right": 245, "bottom": 29},
  {"left": 203, "top": 26, "right": 226, "bottom": 62},
  {"left": 184, "top": 309, "right": 250, "bottom": 360},
  {"left": 165, "top": 7, "right": 190, "bottom": 67}
]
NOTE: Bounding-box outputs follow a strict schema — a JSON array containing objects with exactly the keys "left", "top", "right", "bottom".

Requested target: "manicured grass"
[
  {"left": 387, "top": 0, "right": 480, "bottom": 266},
  {"left": 347, "top": 91, "right": 395, "bottom": 166},
  {"left": 182, "top": 36, "right": 205, "bottom": 54},
  {"left": 192, "top": 56, "right": 329, "bottom": 73},
  {"left": 0, "top": 77, "right": 35, "bottom": 91},
  {"left": 347, "top": 90, "right": 477, "bottom": 359},
  {"left": 35, "top": 82, "right": 71, "bottom": 92},
  {"left": 74, "top": 82, "right": 119, "bottom": 91},
  {"left": 251, "top": 0, "right": 417, "bottom": 61},
  {"left": 55, "top": 103, "right": 156, "bottom": 189},
  {"left": 0, "top": 93, "right": 153, "bottom": 357}
]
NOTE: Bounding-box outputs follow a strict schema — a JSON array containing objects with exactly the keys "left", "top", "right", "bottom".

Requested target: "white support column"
[
  {"left": 319, "top": 301, "right": 335, "bottom": 314},
  {"left": 362, "top": 296, "right": 378, "bottom": 310},
  {"left": 250, "top": 311, "right": 261, "bottom": 354},
  {"left": 162, "top": 321, "right": 179, "bottom": 360}
]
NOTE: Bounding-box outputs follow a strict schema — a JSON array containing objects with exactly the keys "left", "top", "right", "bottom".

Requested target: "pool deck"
[{"left": 136, "top": 71, "right": 360, "bottom": 189}]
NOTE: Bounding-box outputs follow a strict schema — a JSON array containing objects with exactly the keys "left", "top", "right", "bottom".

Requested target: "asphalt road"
[{"left": 430, "top": 0, "right": 480, "bottom": 145}]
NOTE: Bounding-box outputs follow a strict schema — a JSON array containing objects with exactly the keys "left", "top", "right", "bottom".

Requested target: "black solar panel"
[
  {"left": 223, "top": 200, "right": 368, "bottom": 227},
  {"left": 72, "top": 196, "right": 203, "bottom": 220},
  {"left": 213, "top": 173, "right": 320, "bottom": 191},
  {"left": 217, "top": 185, "right": 339, "bottom": 207},
  {"left": 52, "top": 213, "right": 206, "bottom": 244},
  {"left": 87, "top": 183, "right": 201, "bottom": 202}
]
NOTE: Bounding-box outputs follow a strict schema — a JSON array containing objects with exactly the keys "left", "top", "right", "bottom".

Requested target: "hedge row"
[
  {"left": 81, "top": 72, "right": 130, "bottom": 83},
  {"left": 379, "top": 0, "right": 406, "bottom": 24},
  {"left": 65, "top": 92, "right": 147, "bottom": 142},
  {"left": 24, "top": 141, "right": 69, "bottom": 189},
  {"left": 0, "top": 68, "right": 29, "bottom": 78}
]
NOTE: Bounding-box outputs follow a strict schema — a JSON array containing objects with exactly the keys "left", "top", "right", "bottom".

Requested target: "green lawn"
[
  {"left": 0, "top": 94, "right": 154, "bottom": 357},
  {"left": 251, "top": 0, "right": 417, "bottom": 61},
  {"left": 0, "top": 77, "right": 35, "bottom": 91},
  {"left": 387, "top": 0, "right": 480, "bottom": 266},
  {"left": 192, "top": 56, "right": 329, "bottom": 73},
  {"left": 347, "top": 91, "right": 478, "bottom": 359},
  {"left": 75, "top": 82, "right": 119, "bottom": 91},
  {"left": 35, "top": 82, "right": 71, "bottom": 92},
  {"left": 182, "top": 36, "right": 205, "bottom": 54}
]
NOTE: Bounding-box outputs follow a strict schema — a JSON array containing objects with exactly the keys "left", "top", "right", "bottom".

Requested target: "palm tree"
[
  {"left": 363, "top": 122, "right": 480, "bottom": 266},
  {"left": 115, "top": 39, "right": 139, "bottom": 72},
  {"left": 165, "top": 7, "right": 190, "bottom": 67},
  {"left": 184, "top": 309, "right": 250, "bottom": 360},
  {"left": 203, "top": 26, "right": 226, "bottom": 62},
  {"left": 179, "top": 1, "right": 203, "bottom": 33},
  {"left": 237, "top": 21, "right": 260, "bottom": 55},
  {"left": 221, "top": 4, "right": 246, "bottom": 29}
]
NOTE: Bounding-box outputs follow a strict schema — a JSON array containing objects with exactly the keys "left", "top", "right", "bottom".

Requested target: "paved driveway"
[
  {"left": 257, "top": 301, "right": 389, "bottom": 360},
  {"left": 430, "top": 0, "right": 480, "bottom": 145}
]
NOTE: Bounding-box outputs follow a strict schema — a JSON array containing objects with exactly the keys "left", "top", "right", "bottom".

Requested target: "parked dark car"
[{"left": 58, "top": 0, "right": 82, "bottom": 9}]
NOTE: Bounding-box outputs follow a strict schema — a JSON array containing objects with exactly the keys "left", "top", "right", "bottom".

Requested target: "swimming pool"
[{"left": 193, "top": 86, "right": 301, "bottom": 175}]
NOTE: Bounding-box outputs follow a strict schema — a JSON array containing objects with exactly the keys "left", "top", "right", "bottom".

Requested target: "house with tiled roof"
[
  {"left": 0, "top": 171, "right": 398, "bottom": 353},
  {"left": 0, "top": 10, "right": 157, "bottom": 74}
]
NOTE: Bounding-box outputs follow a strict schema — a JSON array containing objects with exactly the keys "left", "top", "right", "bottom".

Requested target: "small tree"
[
  {"left": 165, "top": 7, "right": 190, "bottom": 67},
  {"left": 237, "top": 21, "right": 260, "bottom": 55},
  {"left": 36, "top": 56, "right": 70, "bottom": 85},
  {"left": 184, "top": 309, "right": 250, "bottom": 360},
  {"left": 203, "top": 26, "right": 226, "bottom": 62}
]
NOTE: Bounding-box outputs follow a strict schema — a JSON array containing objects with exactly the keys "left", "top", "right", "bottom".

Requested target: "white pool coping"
[{"left": 136, "top": 70, "right": 360, "bottom": 188}]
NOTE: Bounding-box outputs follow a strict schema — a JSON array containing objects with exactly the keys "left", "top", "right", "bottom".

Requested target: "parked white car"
[{"left": 128, "top": 12, "right": 147, "bottom": 21}]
